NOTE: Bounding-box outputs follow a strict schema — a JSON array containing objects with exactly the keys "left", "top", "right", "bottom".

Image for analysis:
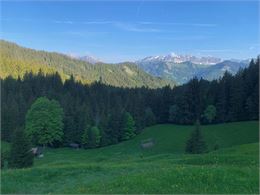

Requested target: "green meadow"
[{"left": 1, "top": 121, "right": 259, "bottom": 194}]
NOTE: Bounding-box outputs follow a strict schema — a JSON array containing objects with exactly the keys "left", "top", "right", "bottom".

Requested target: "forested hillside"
[
  {"left": 0, "top": 40, "right": 173, "bottom": 88},
  {"left": 1, "top": 57, "right": 259, "bottom": 147}
]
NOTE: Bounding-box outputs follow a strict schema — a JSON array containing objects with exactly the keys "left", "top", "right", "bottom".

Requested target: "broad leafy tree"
[{"left": 25, "top": 97, "right": 64, "bottom": 146}]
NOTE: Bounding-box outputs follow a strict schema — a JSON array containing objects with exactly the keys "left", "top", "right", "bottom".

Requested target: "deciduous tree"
[{"left": 25, "top": 97, "right": 64, "bottom": 146}]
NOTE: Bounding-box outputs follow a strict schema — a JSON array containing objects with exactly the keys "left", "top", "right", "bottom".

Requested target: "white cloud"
[
  {"left": 53, "top": 20, "right": 74, "bottom": 24},
  {"left": 249, "top": 46, "right": 255, "bottom": 50},
  {"left": 138, "top": 21, "right": 217, "bottom": 27},
  {"left": 158, "top": 35, "right": 214, "bottom": 41},
  {"left": 249, "top": 44, "right": 260, "bottom": 50},
  {"left": 114, "top": 22, "right": 162, "bottom": 32}
]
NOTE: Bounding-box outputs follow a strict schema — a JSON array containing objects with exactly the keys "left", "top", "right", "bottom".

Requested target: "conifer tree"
[
  {"left": 81, "top": 126, "right": 89, "bottom": 149},
  {"left": 88, "top": 126, "right": 101, "bottom": 148},
  {"left": 9, "top": 128, "right": 34, "bottom": 169},
  {"left": 169, "top": 105, "right": 179, "bottom": 123},
  {"left": 203, "top": 105, "right": 216, "bottom": 123},
  {"left": 144, "top": 107, "right": 156, "bottom": 127},
  {"left": 185, "top": 120, "right": 207, "bottom": 154},
  {"left": 122, "top": 112, "right": 136, "bottom": 141}
]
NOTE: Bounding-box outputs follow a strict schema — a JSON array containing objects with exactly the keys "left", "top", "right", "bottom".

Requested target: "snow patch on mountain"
[
  {"left": 136, "top": 54, "right": 249, "bottom": 85},
  {"left": 137, "top": 53, "right": 222, "bottom": 65}
]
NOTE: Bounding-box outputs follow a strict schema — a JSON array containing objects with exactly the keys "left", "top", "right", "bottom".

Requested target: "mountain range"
[
  {"left": 0, "top": 40, "right": 251, "bottom": 87},
  {"left": 73, "top": 52, "right": 250, "bottom": 84},
  {"left": 0, "top": 40, "right": 173, "bottom": 88},
  {"left": 136, "top": 53, "right": 250, "bottom": 84},
  {"left": 138, "top": 53, "right": 222, "bottom": 65}
]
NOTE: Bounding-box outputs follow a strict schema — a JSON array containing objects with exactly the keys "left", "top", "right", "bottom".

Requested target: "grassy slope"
[{"left": 1, "top": 121, "right": 259, "bottom": 194}]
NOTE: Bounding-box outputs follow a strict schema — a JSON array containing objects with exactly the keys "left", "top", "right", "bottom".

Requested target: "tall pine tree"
[
  {"left": 122, "top": 112, "right": 136, "bottom": 141},
  {"left": 185, "top": 120, "right": 207, "bottom": 154},
  {"left": 9, "top": 128, "right": 34, "bottom": 168}
]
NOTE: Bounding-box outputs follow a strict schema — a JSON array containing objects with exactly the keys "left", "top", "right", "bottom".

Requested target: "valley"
[{"left": 1, "top": 1, "right": 259, "bottom": 194}]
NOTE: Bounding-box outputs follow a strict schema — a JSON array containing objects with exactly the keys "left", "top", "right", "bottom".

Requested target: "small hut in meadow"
[
  {"left": 31, "top": 146, "right": 43, "bottom": 157},
  {"left": 68, "top": 143, "right": 81, "bottom": 149},
  {"left": 140, "top": 138, "right": 155, "bottom": 149}
]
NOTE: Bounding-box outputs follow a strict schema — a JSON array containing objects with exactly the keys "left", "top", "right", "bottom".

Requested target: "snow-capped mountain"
[
  {"left": 138, "top": 53, "right": 222, "bottom": 65},
  {"left": 136, "top": 53, "right": 249, "bottom": 84}
]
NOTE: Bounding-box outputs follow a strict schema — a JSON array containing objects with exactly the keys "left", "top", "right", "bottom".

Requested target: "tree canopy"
[{"left": 25, "top": 97, "right": 64, "bottom": 146}]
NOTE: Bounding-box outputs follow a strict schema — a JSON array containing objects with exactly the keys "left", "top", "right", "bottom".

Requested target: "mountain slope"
[
  {"left": 0, "top": 40, "right": 174, "bottom": 88},
  {"left": 197, "top": 60, "right": 249, "bottom": 80},
  {"left": 136, "top": 53, "right": 249, "bottom": 84}
]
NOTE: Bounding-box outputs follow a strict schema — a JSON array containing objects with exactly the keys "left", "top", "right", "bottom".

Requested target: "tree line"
[{"left": 1, "top": 58, "right": 259, "bottom": 149}]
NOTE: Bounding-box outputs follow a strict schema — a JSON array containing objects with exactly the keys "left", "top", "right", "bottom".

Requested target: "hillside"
[
  {"left": 52, "top": 121, "right": 259, "bottom": 158},
  {"left": 0, "top": 40, "right": 174, "bottom": 88},
  {"left": 1, "top": 121, "right": 259, "bottom": 194}
]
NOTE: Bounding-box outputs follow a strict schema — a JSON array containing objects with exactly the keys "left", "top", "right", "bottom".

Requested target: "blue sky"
[{"left": 1, "top": 0, "right": 259, "bottom": 63}]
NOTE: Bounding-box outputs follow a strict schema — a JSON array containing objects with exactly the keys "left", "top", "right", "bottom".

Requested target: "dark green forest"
[{"left": 1, "top": 57, "right": 259, "bottom": 148}]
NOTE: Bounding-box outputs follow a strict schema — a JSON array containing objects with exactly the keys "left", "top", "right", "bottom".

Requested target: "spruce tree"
[
  {"left": 107, "top": 109, "right": 123, "bottom": 144},
  {"left": 9, "top": 128, "right": 34, "bottom": 169},
  {"left": 144, "top": 107, "right": 156, "bottom": 127},
  {"left": 88, "top": 126, "right": 101, "bottom": 148},
  {"left": 81, "top": 126, "right": 89, "bottom": 149},
  {"left": 169, "top": 105, "right": 179, "bottom": 123},
  {"left": 122, "top": 112, "right": 136, "bottom": 141},
  {"left": 185, "top": 120, "right": 207, "bottom": 154},
  {"left": 203, "top": 105, "right": 216, "bottom": 123}
]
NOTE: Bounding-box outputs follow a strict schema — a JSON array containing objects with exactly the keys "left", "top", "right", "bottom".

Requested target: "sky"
[{"left": 1, "top": 0, "right": 260, "bottom": 63}]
